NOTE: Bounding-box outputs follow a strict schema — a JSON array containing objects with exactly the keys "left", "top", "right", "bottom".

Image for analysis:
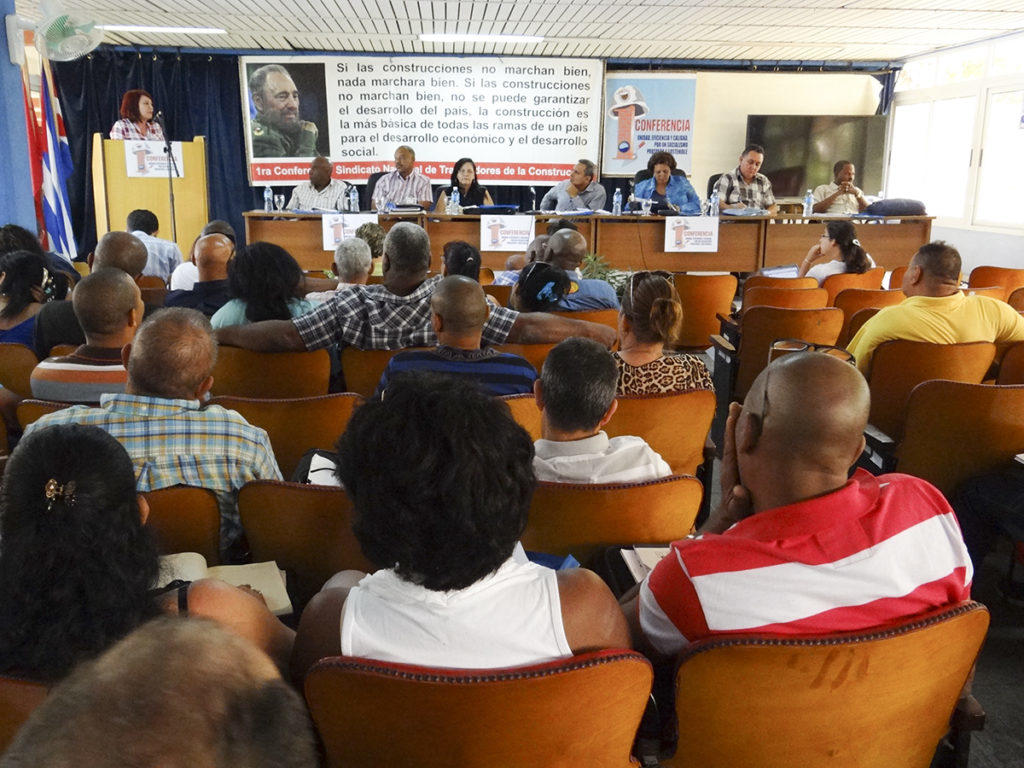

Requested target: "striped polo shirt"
[
  {"left": 638, "top": 470, "right": 972, "bottom": 656},
  {"left": 375, "top": 345, "right": 537, "bottom": 398},
  {"left": 30, "top": 344, "right": 127, "bottom": 404}
]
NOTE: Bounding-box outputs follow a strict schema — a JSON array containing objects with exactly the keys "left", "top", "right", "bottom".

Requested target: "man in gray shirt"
[{"left": 540, "top": 159, "right": 607, "bottom": 211}]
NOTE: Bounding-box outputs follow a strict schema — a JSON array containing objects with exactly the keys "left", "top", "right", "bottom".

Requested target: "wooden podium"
[{"left": 91, "top": 134, "right": 209, "bottom": 258}]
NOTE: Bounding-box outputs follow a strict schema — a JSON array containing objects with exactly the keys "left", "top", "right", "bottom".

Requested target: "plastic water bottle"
[
  {"left": 803, "top": 189, "right": 814, "bottom": 216},
  {"left": 449, "top": 187, "right": 460, "bottom": 215},
  {"left": 528, "top": 186, "right": 536, "bottom": 212},
  {"left": 263, "top": 186, "right": 273, "bottom": 212},
  {"left": 708, "top": 189, "right": 720, "bottom": 216},
  {"left": 347, "top": 186, "right": 359, "bottom": 212},
  {"left": 612, "top": 188, "right": 622, "bottom": 216}
]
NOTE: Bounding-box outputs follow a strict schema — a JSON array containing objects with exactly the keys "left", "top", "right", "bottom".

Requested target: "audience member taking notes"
[{"left": 127, "top": 208, "right": 182, "bottom": 283}]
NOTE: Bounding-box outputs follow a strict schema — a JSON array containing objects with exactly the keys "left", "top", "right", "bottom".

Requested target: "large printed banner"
[
  {"left": 601, "top": 73, "right": 696, "bottom": 178},
  {"left": 241, "top": 56, "right": 603, "bottom": 186}
]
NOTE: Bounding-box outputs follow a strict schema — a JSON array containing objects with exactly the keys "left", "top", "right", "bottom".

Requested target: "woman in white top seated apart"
[
  {"left": 798, "top": 220, "right": 874, "bottom": 286},
  {"left": 292, "top": 372, "right": 630, "bottom": 680}
]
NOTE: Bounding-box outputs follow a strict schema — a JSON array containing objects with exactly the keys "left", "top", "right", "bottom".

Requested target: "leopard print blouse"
[{"left": 613, "top": 351, "right": 714, "bottom": 395}]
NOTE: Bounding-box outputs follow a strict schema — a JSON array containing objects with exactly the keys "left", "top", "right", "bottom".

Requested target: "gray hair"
[
  {"left": 540, "top": 337, "right": 618, "bottom": 433},
  {"left": 395, "top": 145, "right": 415, "bottom": 159},
  {"left": 383, "top": 222, "right": 431, "bottom": 275},
  {"left": 127, "top": 308, "right": 218, "bottom": 400},
  {"left": 248, "top": 63, "right": 290, "bottom": 96},
  {"left": 334, "top": 238, "right": 372, "bottom": 282},
  {"left": 578, "top": 159, "right": 597, "bottom": 179}
]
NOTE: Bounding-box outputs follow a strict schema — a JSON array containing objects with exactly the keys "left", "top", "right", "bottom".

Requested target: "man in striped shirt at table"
[
  {"left": 370, "top": 145, "right": 433, "bottom": 210},
  {"left": 624, "top": 352, "right": 972, "bottom": 657}
]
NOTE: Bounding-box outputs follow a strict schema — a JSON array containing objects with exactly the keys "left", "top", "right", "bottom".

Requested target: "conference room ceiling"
[{"left": 15, "top": 0, "right": 1024, "bottom": 62}]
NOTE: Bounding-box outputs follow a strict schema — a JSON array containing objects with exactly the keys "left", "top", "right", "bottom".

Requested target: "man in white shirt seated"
[
  {"left": 127, "top": 209, "right": 182, "bottom": 283},
  {"left": 287, "top": 156, "right": 352, "bottom": 211},
  {"left": 532, "top": 337, "right": 671, "bottom": 484},
  {"left": 812, "top": 160, "right": 869, "bottom": 214}
]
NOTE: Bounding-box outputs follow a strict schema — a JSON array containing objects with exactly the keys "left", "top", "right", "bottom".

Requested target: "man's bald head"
[
  {"left": 525, "top": 234, "right": 549, "bottom": 265},
  {"left": 72, "top": 269, "right": 142, "bottom": 341},
  {"left": 92, "top": 232, "right": 148, "bottom": 277},
  {"left": 195, "top": 234, "right": 234, "bottom": 281},
  {"left": 126, "top": 308, "right": 217, "bottom": 400},
  {"left": 430, "top": 275, "right": 489, "bottom": 334},
  {"left": 544, "top": 229, "right": 587, "bottom": 272}
]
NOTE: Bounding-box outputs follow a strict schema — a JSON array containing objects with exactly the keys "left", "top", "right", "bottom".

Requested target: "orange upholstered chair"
[
  {"left": 493, "top": 342, "right": 556, "bottom": 374},
  {"left": 0, "top": 343, "right": 38, "bottom": 398},
  {"left": 743, "top": 275, "right": 817, "bottom": 293},
  {"left": 16, "top": 399, "right": 70, "bottom": 430},
  {"left": 666, "top": 602, "right": 989, "bottom": 768},
  {"left": 607, "top": 389, "right": 715, "bottom": 476},
  {"left": 968, "top": 266, "right": 1024, "bottom": 301},
  {"left": 997, "top": 342, "right": 1024, "bottom": 385},
  {"left": 142, "top": 486, "right": 221, "bottom": 564},
  {"left": 1007, "top": 287, "right": 1024, "bottom": 312},
  {"left": 501, "top": 392, "right": 541, "bottom": 440},
  {"left": 672, "top": 273, "right": 737, "bottom": 350},
  {"left": 551, "top": 308, "right": 620, "bottom": 331},
  {"left": 833, "top": 288, "right": 905, "bottom": 347},
  {"left": 482, "top": 283, "right": 512, "bottom": 306},
  {"left": 820, "top": 266, "right": 885, "bottom": 305},
  {"left": 340, "top": 347, "right": 428, "bottom": 398},
  {"left": 741, "top": 286, "right": 828, "bottom": 312},
  {"left": 211, "top": 347, "right": 331, "bottom": 398},
  {"left": 305, "top": 650, "right": 653, "bottom": 768},
  {"left": 888, "top": 265, "right": 908, "bottom": 290},
  {"left": 0, "top": 675, "right": 47, "bottom": 752}
]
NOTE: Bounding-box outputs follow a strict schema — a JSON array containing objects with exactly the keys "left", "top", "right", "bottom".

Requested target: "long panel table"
[{"left": 762, "top": 215, "right": 934, "bottom": 270}]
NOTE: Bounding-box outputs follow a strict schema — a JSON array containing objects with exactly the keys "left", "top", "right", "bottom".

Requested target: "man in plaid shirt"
[
  {"left": 215, "top": 222, "right": 615, "bottom": 354},
  {"left": 714, "top": 144, "right": 779, "bottom": 215}
]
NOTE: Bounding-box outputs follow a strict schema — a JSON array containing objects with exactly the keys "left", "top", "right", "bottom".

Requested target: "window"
[{"left": 974, "top": 88, "right": 1024, "bottom": 228}]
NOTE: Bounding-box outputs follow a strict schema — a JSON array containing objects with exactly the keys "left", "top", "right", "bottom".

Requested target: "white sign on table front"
[
  {"left": 663, "top": 216, "right": 719, "bottom": 252},
  {"left": 123, "top": 140, "right": 185, "bottom": 178},
  {"left": 480, "top": 215, "right": 534, "bottom": 252},
  {"left": 321, "top": 213, "right": 380, "bottom": 250}
]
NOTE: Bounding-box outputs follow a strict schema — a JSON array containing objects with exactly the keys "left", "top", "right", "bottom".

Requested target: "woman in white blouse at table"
[
  {"left": 109, "top": 89, "right": 164, "bottom": 141},
  {"left": 797, "top": 220, "right": 874, "bottom": 286}
]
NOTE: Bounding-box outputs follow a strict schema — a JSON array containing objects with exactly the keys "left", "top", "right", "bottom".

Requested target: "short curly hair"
[
  {"left": 0, "top": 424, "right": 160, "bottom": 681},
  {"left": 227, "top": 242, "right": 303, "bottom": 322},
  {"left": 335, "top": 372, "right": 536, "bottom": 591}
]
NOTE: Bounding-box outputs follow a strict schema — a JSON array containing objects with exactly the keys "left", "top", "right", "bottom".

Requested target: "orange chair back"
[
  {"left": 733, "top": 307, "right": 844, "bottom": 400},
  {"left": 897, "top": 382, "right": 1024, "bottom": 497},
  {"left": 501, "top": 392, "right": 541, "bottom": 440},
  {"left": 136, "top": 275, "right": 166, "bottom": 289},
  {"left": 47, "top": 344, "right": 78, "bottom": 357},
  {"left": 888, "top": 265, "right": 908, "bottom": 290},
  {"left": 846, "top": 306, "right": 881, "bottom": 345},
  {"left": 209, "top": 394, "right": 363, "bottom": 478},
  {"left": 143, "top": 486, "right": 221, "bottom": 564},
  {"left": 305, "top": 651, "right": 652, "bottom": 768},
  {"left": 0, "top": 675, "right": 47, "bottom": 752},
  {"left": 551, "top": 308, "right": 620, "bottom": 331},
  {"left": 478, "top": 266, "right": 495, "bottom": 285},
  {"left": 672, "top": 273, "right": 737, "bottom": 350},
  {"left": 16, "top": 399, "right": 71, "bottom": 431},
  {"left": 140, "top": 286, "right": 167, "bottom": 307},
  {"left": 968, "top": 265, "right": 1024, "bottom": 301},
  {"left": 741, "top": 286, "right": 827, "bottom": 312},
  {"left": 340, "top": 346, "right": 429, "bottom": 399},
  {"left": 608, "top": 390, "right": 715, "bottom": 476},
  {"left": 211, "top": 347, "right": 331, "bottom": 398},
  {"left": 820, "top": 266, "right": 885, "bottom": 305},
  {"left": 483, "top": 283, "right": 512, "bottom": 306},
  {"left": 0, "top": 343, "right": 38, "bottom": 398},
  {"left": 666, "top": 602, "right": 989, "bottom": 768},
  {"left": 238, "top": 481, "right": 374, "bottom": 609},
  {"left": 492, "top": 342, "right": 556, "bottom": 374},
  {"left": 867, "top": 341, "right": 996, "bottom": 439},
  {"left": 997, "top": 342, "right": 1024, "bottom": 385},
  {"left": 1008, "top": 287, "right": 1024, "bottom": 312},
  {"left": 963, "top": 286, "right": 1004, "bottom": 300},
  {"left": 743, "top": 275, "right": 817, "bottom": 293},
  {"left": 522, "top": 476, "right": 704, "bottom": 564},
  {"left": 834, "top": 289, "right": 905, "bottom": 347}
]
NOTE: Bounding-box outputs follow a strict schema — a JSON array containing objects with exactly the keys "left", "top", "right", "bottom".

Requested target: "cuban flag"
[{"left": 39, "top": 60, "right": 77, "bottom": 262}]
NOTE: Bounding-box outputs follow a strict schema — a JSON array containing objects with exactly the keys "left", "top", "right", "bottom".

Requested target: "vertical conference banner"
[
  {"left": 601, "top": 73, "right": 697, "bottom": 178},
  {"left": 241, "top": 56, "right": 604, "bottom": 186}
]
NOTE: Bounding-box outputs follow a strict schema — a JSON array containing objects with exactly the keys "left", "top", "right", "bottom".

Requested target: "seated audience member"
[
  {"left": 533, "top": 337, "right": 671, "bottom": 483},
  {"left": 164, "top": 233, "right": 234, "bottom": 316},
  {"left": 354, "top": 221, "right": 385, "bottom": 276},
  {"left": 633, "top": 151, "right": 701, "bottom": 215},
  {"left": 0, "top": 424, "right": 294, "bottom": 682},
  {"left": 291, "top": 372, "right": 630, "bottom": 677},
  {"left": 441, "top": 240, "right": 483, "bottom": 281},
  {"left": 33, "top": 231, "right": 150, "bottom": 358},
  {"left": 509, "top": 261, "right": 571, "bottom": 312},
  {"left": 540, "top": 159, "right": 607, "bottom": 211},
  {"left": 169, "top": 219, "right": 236, "bottom": 291},
  {"left": 26, "top": 308, "right": 282, "bottom": 551},
  {"left": 2, "top": 617, "right": 316, "bottom": 768},
  {"left": 126, "top": 208, "right": 183, "bottom": 282},
  {"left": 847, "top": 241, "right": 1024, "bottom": 373},
  {"left": 305, "top": 238, "right": 373, "bottom": 303},
  {"left": 797, "top": 220, "right": 874, "bottom": 285},
  {"left": 812, "top": 160, "right": 868, "bottom": 214},
  {"left": 616, "top": 271, "right": 712, "bottom": 394},
  {"left": 211, "top": 242, "right": 318, "bottom": 329},
  {"left": 0, "top": 250, "right": 50, "bottom": 346},
  {"left": 493, "top": 235, "right": 548, "bottom": 286},
  {"left": 375, "top": 276, "right": 537, "bottom": 397},
  {"left": 624, "top": 352, "right": 972, "bottom": 658},
  {"left": 540, "top": 229, "right": 618, "bottom": 311},
  {"left": 215, "top": 222, "right": 615, "bottom": 354},
  {"left": 0, "top": 222, "right": 78, "bottom": 290},
  {"left": 30, "top": 269, "right": 142, "bottom": 403}
]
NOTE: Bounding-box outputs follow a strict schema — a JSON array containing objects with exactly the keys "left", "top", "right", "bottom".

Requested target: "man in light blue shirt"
[
  {"left": 541, "top": 229, "right": 619, "bottom": 311},
  {"left": 540, "top": 159, "right": 607, "bottom": 212},
  {"left": 127, "top": 208, "right": 183, "bottom": 283}
]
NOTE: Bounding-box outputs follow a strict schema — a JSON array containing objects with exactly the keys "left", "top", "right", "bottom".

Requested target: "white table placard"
[
  {"left": 663, "top": 216, "right": 719, "bottom": 252},
  {"left": 322, "top": 213, "right": 379, "bottom": 251},
  {"left": 480, "top": 215, "right": 535, "bottom": 252},
  {"left": 124, "top": 140, "right": 184, "bottom": 178}
]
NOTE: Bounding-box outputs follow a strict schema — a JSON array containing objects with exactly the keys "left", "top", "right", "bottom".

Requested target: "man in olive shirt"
[{"left": 248, "top": 64, "right": 318, "bottom": 158}]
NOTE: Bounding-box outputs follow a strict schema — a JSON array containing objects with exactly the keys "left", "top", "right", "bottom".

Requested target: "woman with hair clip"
[
  {"left": 109, "top": 89, "right": 164, "bottom": 141},
  {"left": 434, "top": 157, "right": 494, "bottom": 212},
  {"left": 0, "top": 424, "right": 294, "bottom": 681},
  {"left": 615, "top": 270, "right": 713, "bottom": 395},
  {"left": 211, "top": 242, "right": 318, "bottom": 328},
  {"left": 798, "top": 219, "right": 875, "bottom": 286}
]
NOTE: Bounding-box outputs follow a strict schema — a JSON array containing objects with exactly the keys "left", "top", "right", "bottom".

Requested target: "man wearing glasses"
[{"left": 623, "top": 351, "right": 971, "bottom": 657}]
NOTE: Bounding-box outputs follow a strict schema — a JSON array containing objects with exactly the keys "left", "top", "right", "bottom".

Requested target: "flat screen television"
[{"left": 745, "top": 114, "right": 887, "bottom": 198}]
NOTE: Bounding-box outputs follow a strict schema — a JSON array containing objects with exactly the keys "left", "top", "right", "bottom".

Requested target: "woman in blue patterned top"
[{"left": 633, "top": 151, "right": 702, "bottom": 215}]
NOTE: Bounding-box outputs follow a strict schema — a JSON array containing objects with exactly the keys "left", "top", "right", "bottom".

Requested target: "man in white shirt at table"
[
  {"left": 371, "top": 145, "right": 433, "bottom": 209},
  {"left": 287, "top": 156, "right": 352, "bottom": 211},
  {"left": 812, "top": 160, "right": 868, "bottom": 214}
]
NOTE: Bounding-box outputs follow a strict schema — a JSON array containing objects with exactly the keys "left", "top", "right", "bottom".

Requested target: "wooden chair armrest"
[{"left": 951, "top": 694, "right": 986, "bottom": 732}]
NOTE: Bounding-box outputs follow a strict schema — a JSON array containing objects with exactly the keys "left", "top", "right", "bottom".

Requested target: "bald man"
[
  {"left": 287, "top": 156, "right": 352, "bottom": 211},
  {"left": 373, "top": 275, "right": 537, "bottom": 397},
  {"left": 623, "top": 352, "right": 971, "bottom": 658},
  {"left": 31, "top": 269, "right": 144, "bottom": 403},
  {"left": 541, "top": 229, "right": 618, "bottom": 311},
  {"left": 164, "top": 233, "right": 234, "bottom": 315}
]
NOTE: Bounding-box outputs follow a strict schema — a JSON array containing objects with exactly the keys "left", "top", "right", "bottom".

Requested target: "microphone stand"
[{"left": 156, "top": 112, "right": 180, "bottom": 242}]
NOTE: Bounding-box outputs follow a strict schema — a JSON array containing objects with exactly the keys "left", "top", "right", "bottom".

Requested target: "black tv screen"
[{"left": 745, "top": 115, "right": 886, "bottom": 198}]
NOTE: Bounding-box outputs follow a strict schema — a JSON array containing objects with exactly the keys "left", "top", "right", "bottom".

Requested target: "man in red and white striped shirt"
[{"left": 625, "top": 352, "right": 972, "bottom": 658}]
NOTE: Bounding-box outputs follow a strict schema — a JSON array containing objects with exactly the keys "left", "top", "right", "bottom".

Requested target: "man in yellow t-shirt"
[{"left": 847, "top": 241, "right": 1024, "bottom": 374}]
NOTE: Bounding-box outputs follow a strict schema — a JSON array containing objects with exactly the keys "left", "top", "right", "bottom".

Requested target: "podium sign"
[
  {"left": 663, "top": 216, "right": 719, "bottom": 252},
  {"left": 321, "top": 213, "right": 379, "bottom": 250},
  {"left": 123, "top": 140, "right": 185, "bottom": 178},
  {"left": 479, "top": 215, "right": 534, "bottom": 252}
]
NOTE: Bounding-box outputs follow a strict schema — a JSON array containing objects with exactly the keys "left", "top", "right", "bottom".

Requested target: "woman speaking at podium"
[{"left": 109, "top": 89, "right": 164, "bottom": 141}]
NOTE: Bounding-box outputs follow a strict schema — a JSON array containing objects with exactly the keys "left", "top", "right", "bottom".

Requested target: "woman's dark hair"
[
  {"left": 450, "top": 157, "right": 482, "bottom": 200},
  {"left": 826, "top": 220, "right": 870, "bottom": 274},
  {"left": 647, "top": 151, "right": 677, "bottom": 172},
  {"left": 0, "top": 250, "right": 48, "bottom": 320},
  {"left": 227, "top": 242, "right": 304, "bottom": 323},
  {"left": 512, "top": 261, "right": 570, "bottom": 311},
  {"left": 119, "top": 89, "right": 153, "bottom": 122},
  {"left": 0, "top": 424, "right": 161, "bottom": 681},
  {"left": 442, "top": 240, "right": 481, "bottom": 281},
  {"left": 621, "top": 271, "right": 683, "bottom": 345},
  {"left": 335, "top": 372, "right": 535, "bottom": 592},
  {"left": 0, "top": 224, "right": 44, "bottom": 257}
]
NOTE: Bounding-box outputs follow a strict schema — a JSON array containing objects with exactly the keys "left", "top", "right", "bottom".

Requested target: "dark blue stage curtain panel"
[{"left": 54, "top": 47, "right": 254, "bottom": 256}]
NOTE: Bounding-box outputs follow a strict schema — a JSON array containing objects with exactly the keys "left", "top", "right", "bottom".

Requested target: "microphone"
[{"left": 153, "top": 110, "right": 165, "bottom": 124}]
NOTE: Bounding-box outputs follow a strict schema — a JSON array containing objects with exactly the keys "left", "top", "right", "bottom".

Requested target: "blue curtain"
[
  {"left": 873, "top": 69, "right": 900, "bottom": 115},
  {"left": 54, "top": 47, "right": 256, "bottom": 256}
]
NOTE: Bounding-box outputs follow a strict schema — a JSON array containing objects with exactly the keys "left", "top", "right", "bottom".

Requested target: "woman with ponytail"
[
  {"left": 798, "top": 220, "right": 874, "bottom": 285},
  {"left": 614, "top": 271, "right": 713, "bottom": 395}
]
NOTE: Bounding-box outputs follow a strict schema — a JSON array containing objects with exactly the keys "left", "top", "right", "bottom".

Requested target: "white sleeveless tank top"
[{"left": 341, "top": 555, "right": 573, "bottom": 668}]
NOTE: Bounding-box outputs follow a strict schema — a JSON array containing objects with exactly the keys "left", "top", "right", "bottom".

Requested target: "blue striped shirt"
[{"left": 375, "top": 346, "right": 537, "bottom": 398}]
